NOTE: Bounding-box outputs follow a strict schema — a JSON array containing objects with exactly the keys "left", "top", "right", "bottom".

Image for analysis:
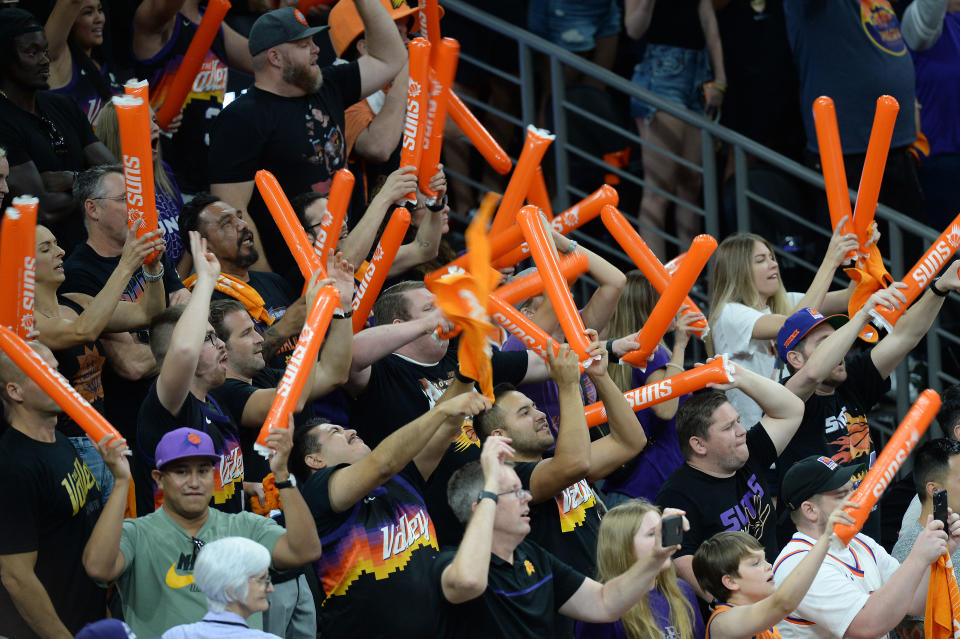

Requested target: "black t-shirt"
[
  {"left": 0, "top": 91, "right": 99, "bottom": 253},
  {"left": 211, "top": 270, "right": 298, "bottom": 369},
  {"left": 656, "top": 424, "right": 780, "bottom": 561},
  {"left": 513, "top": 462, "right": 602, "bottom": 577},
  {"left": 433, "top": 539, "right": 586, "bottom": 639},
  {"left": 303, "top": 462, "right": 442, "bottom": 638},
  {"left": 0, "top": 429, "right": 104, "bottom": 638},
  {"left": 137, "top": 382, "right": 245, "bottom": 514},
  {"left": 647, "top": 0, "right": 705, "bottom": 49},
  {"left": 134, "top": 14, "right": 229, "bottom": 193},
  {"left": 53, "top": 296, "right": 106, "bottom": 438},
  {"left": 208, "top": 62, "right": 362, "bottom": 279}
]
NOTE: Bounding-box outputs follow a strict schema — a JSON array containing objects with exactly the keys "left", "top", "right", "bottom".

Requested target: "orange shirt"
[{"left": 706, "top": 603, "right": 783, "bottom": 639}]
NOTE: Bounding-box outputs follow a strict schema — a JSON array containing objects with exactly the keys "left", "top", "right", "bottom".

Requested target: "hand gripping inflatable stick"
[
  {"left": 256, "top": 170, "right": 325, "bottom": 279},
  {"left": 488, "top": 295, "right": 583, "bottom": 373},
  {"left": 114, "top": 95, "right": 160, "bottom": 263},
  {"left": 0, "top": 326, "right": 125, "bottom": 444},
  {"left": 155, "top": 0, "right": 230, "bottom": 130},
  {"left": 833, "top": 389, "right": 940, "bottom": 545},
  {"left": 0, "top": 197, "right": 38, "bottom": 338},
  {"left": 621, "top": 234, "right": 717, "bottom": 368},
  {"left": 398, "top": 38, "right": 431, "bottom": 209},
  {"left": 254, "top": 285, "right": 340, "bottom": 457},
  {"left": 352, "top": 208, "right": 411, "bottom": 333},
  {"left": 585, "top": 356, "right": 735, "bottom": 428},
  {"left": 419, "top": 38, "right": 459, "bottom": 203},
  {"left": 601, "top": 205, "right": 709, "bottom": 338}
]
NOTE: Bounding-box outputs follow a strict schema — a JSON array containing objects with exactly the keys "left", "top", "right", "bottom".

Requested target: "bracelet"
[
  {"left": 333, "top": 309, "right": 353, "bottom": 318},
  {"left": 426, "top": 193, "right": 448, "bottom": 212},
  {"left": 476, "top": 490, "right": 498, "bottom": 504},
  {"left": 142, "top": 264, "right": 165, "bottom": 283},
  {"left": 605, "top": 338, "right": 617, "bottom": 360},
  {"left": 664, "top": 362, "right": 684, "bottom": 371},
  {"left": 931, "top": 277, "right": 948, "bottom": 297},
  {"left": 707, "top": 80, "right": 727, "bottom": 93},
  {"left": 274, "top": 476, "right": 297, "bottom": 489}
]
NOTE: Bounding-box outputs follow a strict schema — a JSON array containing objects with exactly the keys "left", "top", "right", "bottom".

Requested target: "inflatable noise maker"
[
  {"left": 124, "top": 78, "right": 149, "bottom": 102},
  {"left": 584, "top": 356, "right": 735, "bottom": 428},
  {"left": 155, "top": 0, "right": 231, "bottom": 130},
  {"left": 255, "top": 284, "right": 340, "bottom": 457},
  {"left": 352, "top": 208, "right": 411, "bottom": 334},
  {"left": 833, "top": 389, "right": 940, "bottom": 545},
  {"left": 0, "top": 197, "right": 38, "bottom": 339},
  {"left": 315, "top": 169, "right": 353, "bottom": 261},
  {"left": 489, "top": 126, "right": 555, "bottom": 237},
  {"left": 418, "top": 38, "right": 459, "bottom": 204},
  {"left": 398, "top": 38, "right": 432, "bottom": 210},
  {"left": 114, "top": 95, "right": 160, "bottom": 263},
  {"left": 256, "top": 170, "right": 325, "bottom": 278},
  {"left": 0, "top": 326, "right": 126, "bottom": 445}
]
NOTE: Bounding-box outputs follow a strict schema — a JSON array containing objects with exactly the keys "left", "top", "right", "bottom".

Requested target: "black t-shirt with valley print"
[
  {"left": 303, "top": 462, "right": 442, "bottom": 638},
  {"left": 513, "top": 461, "right": 602, "bottom": 578},
  {"left": 136, "top": 382, "right": 244, "bottom": 514},
  {"left": 211, "top": 270, "right": 298, "bottom": 369},
  {"left": 432, "top": 539, "right": 587, "bottom": 639},
  {"left": 134, "top": 13, "right": 229, "bottom": 193},
  {"left": 0, "top": 429, "right": 104, "bottom": 638},
  {"left": 208, "top": 62, "right": 361, "bottom": 281},
  {"left": 656, "top": 424, "right": 780, "bottom": 562}
]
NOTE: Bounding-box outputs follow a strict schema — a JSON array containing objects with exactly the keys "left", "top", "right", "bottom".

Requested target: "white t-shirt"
[
  {"left": 712, "top": 292, "right": 804, "bottom": 426},
  {"left": 773, "top": 532, "right": 900, "bottom": 639}
]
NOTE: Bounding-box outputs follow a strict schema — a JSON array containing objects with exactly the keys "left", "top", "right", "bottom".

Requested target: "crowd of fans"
[{"left": 0, "top": 1, "right": 959, "bottom": 639}]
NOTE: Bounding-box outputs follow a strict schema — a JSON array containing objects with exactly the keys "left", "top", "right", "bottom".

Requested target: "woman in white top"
[{"left": 708, "top": 220, "right": 858, "bottom": 426}]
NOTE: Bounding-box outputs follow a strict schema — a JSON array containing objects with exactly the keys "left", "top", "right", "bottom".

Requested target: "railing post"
[
  {"left": 734, "top": 145, "right": 749, "bottom": 234},
  {"left": 702, "top": 129, "right": 719, "bottom": 240},
  {"left": 549, "top": 57, "right": 570, "bottom": 211},
  {"left": 519, "top": 42, "right": 535, "bottom": 127}
]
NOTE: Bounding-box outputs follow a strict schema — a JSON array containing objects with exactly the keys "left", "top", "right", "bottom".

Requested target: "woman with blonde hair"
[
  {"left": 707, "top": 222, "right": 858, "bottom": 427},
  {"left": 603, "top": 271, "right": 703, "bottom": 504},
  {"left": 576, "top": 499, "right": 704, "bottom": 639}
]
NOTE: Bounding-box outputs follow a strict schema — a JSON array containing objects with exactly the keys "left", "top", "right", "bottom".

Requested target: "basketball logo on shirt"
[{"left": 859, "top": 0, "right": 906, "bottom": 55}]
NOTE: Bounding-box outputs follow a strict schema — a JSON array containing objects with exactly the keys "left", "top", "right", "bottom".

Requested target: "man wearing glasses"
[{"left": 83, "top": 425, "right": 322, "bottom": 638}]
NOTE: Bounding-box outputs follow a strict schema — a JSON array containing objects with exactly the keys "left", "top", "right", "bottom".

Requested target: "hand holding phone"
[
  {"left": 661, "top": 514, "right": 684, "bottom": 547},
  {"left": 934, "top": 489, "right": 949, "bottom": 530}
]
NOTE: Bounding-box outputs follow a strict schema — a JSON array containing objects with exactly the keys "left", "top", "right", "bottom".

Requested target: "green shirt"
[{"left": 117, "top": 506, "right": 285, "bottom": 638}]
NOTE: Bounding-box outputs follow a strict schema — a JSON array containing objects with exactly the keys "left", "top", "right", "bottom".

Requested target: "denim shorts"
[
  {"left": 630, "top": 43, "right": 712, "bottom": 123},
  {"left": 527, "top": 0, "right": 622, "bottom": 52},
  {"left": 70, "top": 435, "right": 114, "bottom": 507}
]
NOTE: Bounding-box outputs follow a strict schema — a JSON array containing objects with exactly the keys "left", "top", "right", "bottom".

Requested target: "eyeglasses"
[
  {"left": 94, "top": 194, "right": 127, "bottom": 203},
  {"left": 204, "top": 332, "right": 219, "bottom": 346},
  {"left": 498, "top": 488, "right": 530, "bottom": 500},
  {"left": 249, "top": 574, "right": 272, "bottom": 586}
]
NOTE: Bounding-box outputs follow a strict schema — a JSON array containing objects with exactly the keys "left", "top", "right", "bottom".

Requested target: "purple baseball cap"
[
  {"left": 776, "top": 307, "right": 848, "bottom": 362},
  {"left": 154, "top": 427, "right": 220, "bottom": 469}
]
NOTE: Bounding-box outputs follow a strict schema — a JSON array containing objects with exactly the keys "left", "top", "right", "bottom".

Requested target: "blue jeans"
[
  {"left": 630, "top": 43, "right": 712, "bottom": 122},
  {"left": 70, "top": 436, "right": 114, "bottom": 507},
  {"left": 527, "top": 0, "right": 621, "bottom": 52}
]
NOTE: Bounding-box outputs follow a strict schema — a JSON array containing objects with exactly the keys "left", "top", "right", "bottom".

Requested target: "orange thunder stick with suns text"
[
  {"left": 488, "top": 295, "right": 583, "bottom": 372},
  {"left": 352, "top": 208, "right": 411, "bottom": 333},
  {"left": 256, "top": 170, "right": 324, "bottom": 279},
  {"left": 254, "top": 285, "right": 340, "bottom": 457},
  {"left": 398, "top": 38, "right": 431, "bottom": 209},
  {"left": 622, "top": 234, "right": 716, "bottom": 367},
  {"left": 0, "top": 197, "right": 38, "bottom": 338},
  {"left": 114, "top": 95, "right": 160, "bottom": 263},
  {"left": 155, "top": 0, "right": 230, "bottom": 130},
  {"left": 419, "top": 38, "right": 459, "bottom": 203},
  {"left": 489, "top": 126, "right": 555, "bottom": 237},
  {"left": 517, "top": 206, "right": 592, "bottom": 360},
  {"left": 601, "top": 204, "right": 709, "bottom": 338},
  {"left": 0, "top": 325, "right": 125, "bottom": 443},
  {"left": 585, "top": 356, "right": 735, "bottom": 428},
  {"left": 869, "top": 213, "right": 960, "bottom": 332},
  {"left": 833, "top": 389, "right": 940, "bottom": 545}
]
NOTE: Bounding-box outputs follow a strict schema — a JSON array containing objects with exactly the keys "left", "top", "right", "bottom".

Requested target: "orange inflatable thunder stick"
[
  {"left": 398, "top": 38, "right": 431, "bottom": 209},
  {"left": 418, "top": 0, "right": 442, "bottom": 58},
  {"left": 419, "top": 38, "right": 459, "bottom": 202},
  {"left": 622, "top": 234, "right": 717, "bottom": 367},
  {"left": 517, "top": 206, "right": 592, "bottom": 360},
  {"left": 488, "top": 295, "right": 582, "bottom": 371},
  {"left": 256, "top": 170, "right": 324, "bottom": 279},
  {"left": 852, "top": 96, "right": 899, "bottom": 251},
  {"left": 601, "top": 205, "right": 709, "bottom": 338},
  {"left": 352, "top": 208, "right": 411, "bottom": 333},
  {"left": 0, "top": 325, "right": 125, "bottom": 443},
  {"left": 585, "top": 356, "right": 735, "bottom": 428},
  {"left": 869, "top": 212, "right": 960, "bottom": 332},
  {"left": 447, "top": 90, "right": 513, "bottom": 175},
  {"left": 833, "top": 389, "right": 940, "bottom": 545},
  {"left": 493, "top": 251, "right": 589, "bottom": 305},
  {"left": 114, "top": 95, "right": 160, "bottom": 263},
  {"left": 317, "top": 169, "right": 354, "bottom": 260},
  {"left": 124, "top": 79, "right": 149, "bottom": 101},
  {"left": 155, "top": 0, "right": 231, "bottom": 130},
  {"left": 527, "top": 165, "right": 553, "bottom": 220},
  {"left": 254, "top": 285, "right": 340, "bottom": 457},
  {"left": 489, "top": 126, "right": 555, "bottom": 237},
  {"left": 0, "top": 197, "right": 38, "bottom": 338},
  {"left": 812, "top": 97, "right": 857, "bottom": 262}
]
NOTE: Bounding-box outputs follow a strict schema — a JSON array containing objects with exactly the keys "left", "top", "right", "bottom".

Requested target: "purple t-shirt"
[
  {"left": 602, "top": 346, "right": 689, "bottom": 502},
  {"left": 575, "top": 579, "right": 705, "bottom": 639},
  {"left": 913, "top": 14, "right": 960, "bottom": 156}
]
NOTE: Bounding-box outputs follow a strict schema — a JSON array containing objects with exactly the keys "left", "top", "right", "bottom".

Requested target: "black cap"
[
  {"left": 782, "top": 455, "right": 864, "bottom": 511},
  {"left": 248, "top": 8, "right": 329, "bottom": 57},
  {"left": 0, "top": 9, "right": 43, "bottom": 44}
]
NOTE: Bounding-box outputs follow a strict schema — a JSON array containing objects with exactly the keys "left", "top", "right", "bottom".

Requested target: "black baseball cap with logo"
[
  {"left": 782, "top": 454, "right": 864, "bottom": 511},
  {"left": 249, "top": 8, "right": 329, "bottom": 56}
]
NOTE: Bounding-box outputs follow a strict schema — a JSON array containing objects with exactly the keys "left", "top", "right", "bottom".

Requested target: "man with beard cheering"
[{"left": 208, "top": 4, "right": 405, "bottom": 284}]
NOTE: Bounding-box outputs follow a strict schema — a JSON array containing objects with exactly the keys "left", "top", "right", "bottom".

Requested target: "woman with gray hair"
[{"left": 161, "top": 537, "right": 281, "bottom": 638}]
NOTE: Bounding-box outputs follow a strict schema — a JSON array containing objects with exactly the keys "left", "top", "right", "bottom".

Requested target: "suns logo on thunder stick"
[{"left": 911, "top": 224, "right": 960, "bottom": 288}]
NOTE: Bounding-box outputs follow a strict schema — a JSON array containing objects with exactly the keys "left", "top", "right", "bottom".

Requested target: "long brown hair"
[
  {"left": 606, "top": 270, "right": 660, "bottom": 392},
  {"left": 596, "top": 500, "right": 697, "bottom": 639}
]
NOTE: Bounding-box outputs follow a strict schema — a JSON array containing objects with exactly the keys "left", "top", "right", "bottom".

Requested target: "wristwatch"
[
  {"left": 476, "top": 490, "right": 498, "bottom": 504},
  {"left": 931, "top": 277, "right": 948, "bottom": 297},
  {"left": 275, "top": 476, "right": 297, "bottom": 490}
]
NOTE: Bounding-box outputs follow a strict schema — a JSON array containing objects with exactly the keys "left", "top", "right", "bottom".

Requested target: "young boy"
[{"left": 692, "top": 501, "right": 855, "bottom": 639}]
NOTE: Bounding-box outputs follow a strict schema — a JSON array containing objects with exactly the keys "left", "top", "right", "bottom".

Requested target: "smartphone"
[
  {"left": 661, "top": 515, "right": 683, "bottom": 547},
  {"left": 934, "top": 489, "right": 949, "bottom": 530}
]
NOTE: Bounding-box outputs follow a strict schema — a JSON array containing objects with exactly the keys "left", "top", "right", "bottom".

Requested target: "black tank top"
[{"left": 647, "top": 0, "right": 706, "bottom": 50}]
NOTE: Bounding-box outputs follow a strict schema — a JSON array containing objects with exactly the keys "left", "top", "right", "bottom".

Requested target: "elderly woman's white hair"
[{"left": 193, "top": 537, "right": 271, "bottom": 612}]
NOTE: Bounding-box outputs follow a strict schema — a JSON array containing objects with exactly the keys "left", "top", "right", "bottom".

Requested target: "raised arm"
[
  {"left": 339, "top": 166, "right": 416, "bottom": 268},
  {"left": 326, "top": 392, "right": 490, "bottom": 512},
  {"left": 528, "top": 344, "right": 591, "bottom": 503},
  {"left": 352, "top": 63, "right": 408, "bottom": 164},
  {"left": 45, "top": 0, "right": 84, "bottom": 88},
  {"left": 388, "top": 169, "right": 448, "bottom": 276},
  {"left": 791, "top": 216, "right": 859, "bottom": 315},
  {"left": 552, "top": 236, "right": 626, "bottom": 335},
  {"left": 155, "top": 232, "right": 219, "bottom": 414},
  {"left": 714, "top": 362, "right": 804, "bottom": 455},
  {"left": 82, "top": 434, "right": 132, "bottom": 583},
  {"left": 132, "top": 0, "right": 187, "bottom": 60},
  {"left": 354, "top": 0, "right": 406, "bottom": 98},
  {"left": 901, "top": 0, "right": 949, "bottom": 52},
  {"left": 305, "top": 253, "right": 356, "bottom": 400}
]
